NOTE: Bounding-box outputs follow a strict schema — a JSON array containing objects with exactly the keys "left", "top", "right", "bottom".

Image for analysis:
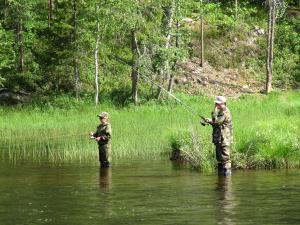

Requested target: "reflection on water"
[
  {"left": 99, "top": 168, "right": 112, "bottom": 192},
  {"left": 216, "top": 176, "right": 235, "bottom": 225},
  {"left": 98, "top": 167, "right": 112, "bottom": 220},
  {"left": 0, "top": 160, "right": 300, "bottom": 225}
]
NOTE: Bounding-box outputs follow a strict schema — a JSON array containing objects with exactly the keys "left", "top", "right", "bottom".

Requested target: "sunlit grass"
[{"left": 0, "top": 91, "right": 300, "bottom": 169}]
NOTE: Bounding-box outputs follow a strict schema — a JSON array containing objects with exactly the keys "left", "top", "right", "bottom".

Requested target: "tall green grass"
[
  {"left": 232, "top": 92, "right": 300, "bottom": 169},
  {"left": 0, "top": 91, "right": 300, "bottom": 169},
  {"left": 171, "top": 91, "right": 300, "bottom": 170}
]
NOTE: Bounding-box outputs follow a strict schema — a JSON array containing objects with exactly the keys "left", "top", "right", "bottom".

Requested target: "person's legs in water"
[
  {"left": 216, "top": 144, "right": 231, "bottom": 176},
  {"left": 99, "top": 145, "right": 111, "bottom": 168}
]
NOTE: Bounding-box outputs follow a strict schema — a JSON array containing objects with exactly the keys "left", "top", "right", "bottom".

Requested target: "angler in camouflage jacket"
[
  {"left": 205, "top": 96, "right": 233, "bottom": 176},
  {"left": 90, "top": 112, "right": 112, "bottom": 168}
]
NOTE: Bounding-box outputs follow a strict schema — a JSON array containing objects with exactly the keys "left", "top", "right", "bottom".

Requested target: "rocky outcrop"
[{"left": 0, "top": 89, "right": 31, "bottom": 105}]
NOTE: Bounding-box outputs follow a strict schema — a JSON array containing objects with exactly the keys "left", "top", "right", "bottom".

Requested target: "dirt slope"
[{"left": 175, "top": 58, "right": 264, "bottom": 97}]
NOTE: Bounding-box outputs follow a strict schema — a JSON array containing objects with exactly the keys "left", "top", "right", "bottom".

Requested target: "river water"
[{"left": 1, "top": 159, "right": 300, "bottom": 225}]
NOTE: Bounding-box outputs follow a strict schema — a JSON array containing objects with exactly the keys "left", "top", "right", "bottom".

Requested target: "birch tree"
[
  {"left": 72, "top": 0, "right": 80, "bottom": 99},
  {"left": 235, "top": 0, "right": 238, "bottom": 20},
  {"left": 266, "top": 0, "right": 285, "bottom": 93},
  {"left": 200, "top": 0, "right": 204, "bottom": 67},
  {"left": 48, "top": 0, "right": 54, "bottom": 27},
  {"left": 94, "top": 4, "right": 100, "bottom": 105},
  {"left": 157, "top": 0, "right": 175, "bottom": 98}
]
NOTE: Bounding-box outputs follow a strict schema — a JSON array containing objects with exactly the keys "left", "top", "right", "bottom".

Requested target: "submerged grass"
[{"left": 1, "top": 91, "right": 300, "bottom": 169}]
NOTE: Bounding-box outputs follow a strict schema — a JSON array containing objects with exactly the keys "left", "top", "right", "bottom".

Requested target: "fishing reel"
[{"left": 201, "top": 121, "right": 207, "bottom": 126}]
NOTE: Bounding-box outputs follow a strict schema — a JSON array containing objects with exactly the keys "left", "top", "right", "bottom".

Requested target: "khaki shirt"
[{"left": 211, "top": 107, "right": 233, "bottom": 146}]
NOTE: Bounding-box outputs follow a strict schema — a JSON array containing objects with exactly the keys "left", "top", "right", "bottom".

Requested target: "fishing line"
[
  {"left": 114, "top": 53, "right": 206, "bottom": 119},
  {"left": 139, "top": 73, "right": 203, "bottom": 118},
  {"left": 0, "top": 133, "right": 88, "bottom": 142}
]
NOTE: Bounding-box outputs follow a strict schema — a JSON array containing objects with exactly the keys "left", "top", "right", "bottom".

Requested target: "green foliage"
[
  {"left": 0, "top": 24, "right": 14, "bottom": 86},
  {"left": 274, "top": 17, "right": 300, "bottom": 85},
  {"left": 169, "top": 129, "right": 215, "bottom": 171},
  {"left": 0, "top": 0, "right": 299, "bottom": 97}
]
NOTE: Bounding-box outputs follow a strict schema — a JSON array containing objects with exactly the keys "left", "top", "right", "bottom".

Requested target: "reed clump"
[{"left": 169, "top": 129, "right": 215, "bottom": 171}]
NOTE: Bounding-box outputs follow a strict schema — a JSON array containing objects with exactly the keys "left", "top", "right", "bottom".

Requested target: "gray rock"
[
  {"left": 0, "top": 89, "right": 30, "bottom": 105},
  {"left": 181, "top": 18, "right": 194, "bottom": 24},
  {"left": 241, "top": 85, "right": 250, "bottom": 92},
  {"left": 257, "top": 28, "right": 265, "bottom": 35}
]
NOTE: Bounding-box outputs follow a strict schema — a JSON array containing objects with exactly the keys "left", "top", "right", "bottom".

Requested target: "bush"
[{"left": 169, "top": 129, "right": 215, "bottom": 171}]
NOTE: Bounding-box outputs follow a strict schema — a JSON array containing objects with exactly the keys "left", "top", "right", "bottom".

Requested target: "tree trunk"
[
  {"left": 235, "top": 0, "right": 238, "bottom": 20},
  {"left": 266, "top": 0, "right": 276, "bottom": 94},
  {"left": 131, "top": 30, "right": 140, "bottom": 104},
  {"left": 16, "top": 18, "right": 24, "bottom": 73},
  {"left": 73, "top": 59, "right": 79, "bottom": 98},
  {"left": 72, "top": 0, "right": 80, "bottom": 99},
  {"left": 48, "top": 0, "right": 53, "bottom": 27},
  {"left": 164, "top": 2, "right": 174, "bottom": 50},
  {"left": 200, "top": 0, "right": 204, "bottom": 67},
  {"left": 156, "top": 69, "right": 165, "bottom": 99},
  {"left": 94, "top": 7, "right": 100, "bottom": 105},
  {"left": 158, "top": 0, "right": 175, "bottom": 98},
  {"left": 200, "top": 13, "right": 204, "bottom": 67},
  {"left": 167, "top": 19, "right": 180, "bottom": 94},
  {"left": 148, "top": 45, "right": 156, "bottom": 97},
  {"left": 47, "top": 0, "right": 55, "bottom": 86},
  {"left": 3, "top": 0, "right": 8, "bottom": 23},
  {"left": 167, "top": 70, "right": 174, "bottom": 94}
]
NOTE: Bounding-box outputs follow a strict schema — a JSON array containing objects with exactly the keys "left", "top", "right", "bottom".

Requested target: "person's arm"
[
  {"left": 90, "top": 127, "right": 99, "bottom": 140},
  {"left": 214, "top": 110, "right": 230, "bottom": 126},
  {"left": 205, "top": 107, "right": 218, "bottom": 125}
]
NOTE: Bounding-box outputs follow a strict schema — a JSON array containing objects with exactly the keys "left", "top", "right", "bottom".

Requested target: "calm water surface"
[{"left": 0, "top": 160, "right": 300, "bottom": 225}]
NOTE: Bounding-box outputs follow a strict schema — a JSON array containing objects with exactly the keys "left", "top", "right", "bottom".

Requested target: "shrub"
[{"left": 169, "top": 129, "right": 215, "bottom": 171}]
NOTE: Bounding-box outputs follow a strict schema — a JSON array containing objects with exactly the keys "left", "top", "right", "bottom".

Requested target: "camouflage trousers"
[
  {"left": 215, "top": 144, "right": 231, "bottom": 170},
  {"left": 98, "top": 144, "right": 111, "bottom": 168}
]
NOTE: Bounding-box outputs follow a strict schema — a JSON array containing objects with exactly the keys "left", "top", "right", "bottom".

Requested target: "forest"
[{"left": 0, "top": 0, "right": 299, "bottom": 106}]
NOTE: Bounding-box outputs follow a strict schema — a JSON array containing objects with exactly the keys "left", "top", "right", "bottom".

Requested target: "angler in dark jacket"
[{"left": 90, "top": 112, "right": 112, "bottom": 168}]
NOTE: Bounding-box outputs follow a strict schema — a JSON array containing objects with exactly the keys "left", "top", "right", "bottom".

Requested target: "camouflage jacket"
[
  {"left": 93, "top": 123, "right": 112, "bottom": 146},
  {"left": 211, "top": 107, "right": 233, "bottom": 146}
]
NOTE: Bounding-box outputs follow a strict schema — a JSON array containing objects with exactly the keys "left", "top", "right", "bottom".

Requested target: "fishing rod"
[
  {"left": 139, "top": 73, "right": 209, "bottom": 126},
  {"left": 0, "top": 133, "right": 89, "bottom": 142},
  {"left": 109, "top": 53, "right": 209, "bottom": 125}
]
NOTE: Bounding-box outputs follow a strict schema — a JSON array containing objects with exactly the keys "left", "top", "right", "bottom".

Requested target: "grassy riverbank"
[
  {"left": 171, "top": 91, "right": 300, "bottom": 170},
  {"left": 1, "top": 91, "right": 300, "bottom": 170}
]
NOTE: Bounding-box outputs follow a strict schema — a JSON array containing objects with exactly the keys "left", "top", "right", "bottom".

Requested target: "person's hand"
[
  {"left": 96, "top": 137, "right": 101, "bottom": 142},
  {"left": 205, "top": 118, "right": 212, "bottom": 124}
]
